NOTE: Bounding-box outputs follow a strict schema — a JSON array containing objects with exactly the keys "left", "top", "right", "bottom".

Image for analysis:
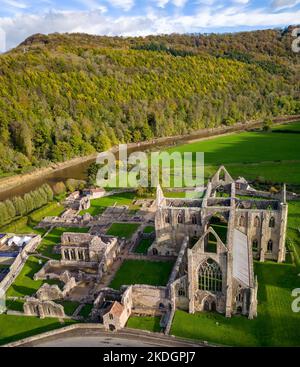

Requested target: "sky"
[{"left": 0, "top": 0, "right": 300, "bottom": 51}]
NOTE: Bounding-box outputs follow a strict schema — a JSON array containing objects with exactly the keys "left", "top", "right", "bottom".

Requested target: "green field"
[
  {"left": 167, "top": 124, "right": 300, "bottom": 186},
  {"left": 37, "top": 227, "right": 89, "bottom": 260},
  {"left": 6, "top": 256, "right": 62, "bottom": 298},
  {"left": 106, "top": 223, "right": 140, "bottom": 239},
  {"left": 80, "top": 192, "right": 139, "bottom": 216},
  {"left": 170, "top": 201, "right": 300, "bottom": 347},
  {"left": 0, "top": 315, "right": 75, "bottom": 346},
  {"left": 127, "top": 316, "right": 162, "bottom": 333},
  {"left": 272, "top": 121, "right": 300, "bottom": 132},
  {"left": 109, "top": 259, "right": 174, "bottom": 290}
]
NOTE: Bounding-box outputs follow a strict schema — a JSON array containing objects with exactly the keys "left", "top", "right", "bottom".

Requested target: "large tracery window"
[{"left": 199, "top": 258, "right": 222, "bottom": 293}]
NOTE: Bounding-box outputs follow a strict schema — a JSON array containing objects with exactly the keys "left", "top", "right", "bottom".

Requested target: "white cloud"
[
  {"left": 1, "top": 5, "right": 300, "bottom": 51},
  {"left": 172, "top": 0, "right": 188, "bottom": 7},
  {"left": 271, "top": 0, "right": 300, "bottom": 9},
  {"left": 155, "top": 0, "right": 169, "bottom": 7},
  {"left": 75, "top": 0, "right": 107, "bottom": 10},
  {"left": 108, "top": 0, "right": 135, "bottom": 11},
  {"left": 2, "top": 0, "right": 28, "bottom": 9}
]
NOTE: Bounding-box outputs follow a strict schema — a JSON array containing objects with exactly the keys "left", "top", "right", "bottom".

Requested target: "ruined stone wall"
[
  {"left": 131, "top": 285, "right": 170, "bottom": 313},
  {"left": 24, "top": 298, "right": 65, "bottom": 319}
]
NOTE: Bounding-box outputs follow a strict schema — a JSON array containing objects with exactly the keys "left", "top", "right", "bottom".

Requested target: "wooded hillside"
[{"left": 0, "top": 27, "right": 299, "bottom": 174}]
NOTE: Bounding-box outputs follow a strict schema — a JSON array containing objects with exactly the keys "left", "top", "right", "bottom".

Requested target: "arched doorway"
[{"left": 109, "top": 324, "right": 116, "bottom": 331}]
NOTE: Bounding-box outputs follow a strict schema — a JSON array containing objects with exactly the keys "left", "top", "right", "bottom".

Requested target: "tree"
[
  {"left": 4, "top": 199, "right": 16, "bottom": 220},
  {"left": 24, "top": 193, "right": 34, "bottom": 214},
  {"left": 0, "top": 202, "right": 10, "bottom": 226},
  {"left": 12, "top": 196, "right": 26, "bottom": 217}
]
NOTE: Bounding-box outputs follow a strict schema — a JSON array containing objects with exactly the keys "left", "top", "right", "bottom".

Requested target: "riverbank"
[
  {"left": 0, "top": 114, "right": 299, "bottom": 200},
  {"left": 0, "top": 153, "right": 97, "bottom": 197}
]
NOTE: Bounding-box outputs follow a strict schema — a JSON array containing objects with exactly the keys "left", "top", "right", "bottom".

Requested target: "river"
[{"left": 0, "top": 115, "right": 298, "bottom": 201}]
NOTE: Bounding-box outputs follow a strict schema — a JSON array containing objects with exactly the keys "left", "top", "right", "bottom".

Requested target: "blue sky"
[{"left": 0, "top": 0, "right": 300, "bottom": 51}]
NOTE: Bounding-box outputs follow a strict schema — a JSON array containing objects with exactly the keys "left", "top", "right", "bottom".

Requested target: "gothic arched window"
[
  {"left": 199, "top": 259, "right": 222, "bottom": 293},
  {"left": 178, "top": 212, "right": 184, "bottom": 224},
  {"left": 267, "top": 239, "right": 273, "bottom": 252},
  {"left": 191, "top": 214, "right": 197, "bottom": 225},
  {"left": 178, "top": 288, "right": 186, "bottom": 297},
  {"left": 165, "top": 214, "right": 170, "bottom": 224},
  {"left": 252, "top": 239, "right": 258, "bottom": 251},
  {"left": 254, "top": 216, "right": 260, "bottom": 227},
  {"left": 239, "top": 215, "right": 246, "bottom": 227},
  {"left": 269, "top": 217, "right": 275, "bottom": 228}
]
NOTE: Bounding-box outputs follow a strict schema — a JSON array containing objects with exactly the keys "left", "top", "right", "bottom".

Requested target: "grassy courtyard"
[
  {"left": 6, "top": 256, "right": 62, "bottom": 298},
  {"left": 127, "top": 316, "right": 161, "bottom": 332},
  {"left": 109, "top": 259, "right": 174, "bottom": 290},
  {"left": 134, "top": 238, "right": 154, "bottom": 254},
  {"left": 106, "top": 222, "right": 140, "bottom": 239},
  {"left": 79, "top": 192, "right": 139, "bottom": 216}
]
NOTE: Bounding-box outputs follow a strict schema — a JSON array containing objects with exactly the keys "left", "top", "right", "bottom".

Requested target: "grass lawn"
[
  {"left": 58, "top": 301, "right": 80, "bottom": 316},
  {"left": 79, "top": 192, "right": 139, "bottom": 216},
  {"left": 6, "top": 256, "right": 62, "bottom": 298},
  {"left": 106, "top": 223, "right": 140, "bottom": 239},
  {"left": 79, "top": 304, "right": 93, "bottom": 318},
  {"left": 134, "top": 238, "right": 154, "bottom": 254},
  {"left": 0, "top": 315, "right": 75, "bottom": 346},
  {"left": 6, "top": 299, "right": 25, "bottom": 312},
  {"left": 127, "top": 316, "right": 161, "bottom": 332},
  {"left": 37, "top": 227, "right": 89, "bottom": 260},
  {"left": 143, "top": 226, "right": 155, "bottom": 234},
  {"left": 170, "top": 201, "right": 300, "bottom": 347},
  {"left": 109, "top": 259, "right": 174, "bottom": 290}
]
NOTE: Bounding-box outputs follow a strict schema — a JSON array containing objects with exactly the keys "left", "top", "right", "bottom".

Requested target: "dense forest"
[{"left": 0, "top": 27, "right": 299, "bottom": 175}]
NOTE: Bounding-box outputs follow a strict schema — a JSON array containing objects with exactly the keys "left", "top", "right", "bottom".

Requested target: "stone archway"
[{"left": 109, "top": 324, "right": 116, "bottom": 331}]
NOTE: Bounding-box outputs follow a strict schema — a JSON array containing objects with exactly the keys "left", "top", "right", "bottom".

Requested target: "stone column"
[
  {"left": 187, "top": 249, "right": 195, "bottom": 313},
  {"left": 278, "top": 203, "right": 288, "bottom": 263},
  {"left": 259, "top": 214, "right": 266, "bottom": 262}
]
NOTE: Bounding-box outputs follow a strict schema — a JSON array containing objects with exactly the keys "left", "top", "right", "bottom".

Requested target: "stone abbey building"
[{"left": 151, "top": 166, "right": 288, "bottom": 319}]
